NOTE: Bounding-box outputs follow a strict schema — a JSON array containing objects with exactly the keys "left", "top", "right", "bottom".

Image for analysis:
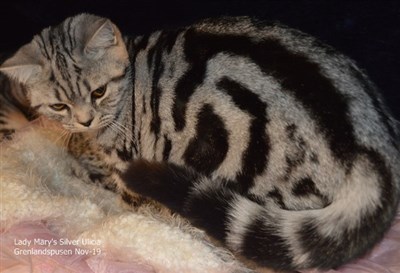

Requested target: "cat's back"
[
  {"left": 153, "top": 16, "right": 400, "bottom": 199},
  {"left": 180, "top": 16, "right": 399, "bottom": 158}
]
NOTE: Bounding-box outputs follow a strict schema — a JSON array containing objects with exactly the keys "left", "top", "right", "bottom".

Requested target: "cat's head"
[{"left": 0, "top": 14, "right": 130, "bottom": 133}]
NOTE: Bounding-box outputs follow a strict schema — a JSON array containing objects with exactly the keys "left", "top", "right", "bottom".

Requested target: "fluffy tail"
[{"left": 122, "top": 152, "right": 399, "bottom": 270}]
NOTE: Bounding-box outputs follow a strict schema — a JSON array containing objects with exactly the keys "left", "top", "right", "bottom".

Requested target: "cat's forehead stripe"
[
  {"left": 66, "top": 17, "right": 75, "bottom": 50},
  {"left": 36, "top": 34, "right": 51, "bottom": 61},
  {"left": 53, "top": 88, "right": 62, "bottom": 101},
  {"left": 82, "top": 79, "right": 91, "bottom": 92},
  {"left": 74, "top": 79, "right": 83, "bottom": 97}
]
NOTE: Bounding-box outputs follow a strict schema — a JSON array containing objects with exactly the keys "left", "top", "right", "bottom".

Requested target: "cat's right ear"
[{"left": 0, "top": 43, "right": 42, "bottom": 84}]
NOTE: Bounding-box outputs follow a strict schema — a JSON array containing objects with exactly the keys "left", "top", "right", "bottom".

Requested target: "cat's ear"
[
  {"left": 84, "top": 19, "right": 117, "bottom": 57},
  {"left": 0, "top": 43, "right": 42, "bottom": 84}
]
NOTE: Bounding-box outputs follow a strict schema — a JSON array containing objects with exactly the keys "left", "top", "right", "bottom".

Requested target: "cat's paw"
[{"left": 121, "top": 160, "right": 197, "bottom": 211}]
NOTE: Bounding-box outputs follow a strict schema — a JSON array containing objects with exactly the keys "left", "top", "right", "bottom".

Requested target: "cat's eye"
[
  {"left": 49, "top": 103, "right": 68, "bottom": 111},
  {"left": 91, "top": 85, "right": 107, "bottom": 99}
]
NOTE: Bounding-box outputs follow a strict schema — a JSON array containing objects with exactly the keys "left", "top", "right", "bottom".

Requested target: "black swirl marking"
[
  {"left": 183, "top": 104, "right": 229, "bottom": 175},
  {"left": 172, "top": 31, "right": 206, "bottom": 132},
  {"left": 217, "top": 77, "right": 269, "bottom": 192},
  {"left": 175, "top": 29, "right": 356, "bottom": 164}
]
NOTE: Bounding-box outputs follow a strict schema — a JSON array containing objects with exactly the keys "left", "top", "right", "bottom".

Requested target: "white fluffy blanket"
[{"left": 0, "top": 120, "right": 254, "bottom": 273}]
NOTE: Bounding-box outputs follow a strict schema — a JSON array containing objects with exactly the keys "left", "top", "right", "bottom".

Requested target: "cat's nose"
[{"left": 79, "top": 118, "right": 94, "bottom": 127}]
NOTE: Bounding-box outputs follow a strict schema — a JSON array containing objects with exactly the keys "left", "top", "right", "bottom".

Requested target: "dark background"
[{"left": 1, "top": 0, "right": 399, "bottom": 120}]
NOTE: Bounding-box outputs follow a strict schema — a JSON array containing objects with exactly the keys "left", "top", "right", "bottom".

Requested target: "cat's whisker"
[
  {"left": 54, "top": 129, "right": 72, "bottom": 148},
  {"left": 109, "top": 120, "right": 128, "bottom": 134},
  {"left": 63, "top": 131, "right": 73, "bottom": 148},
  {"left": 109, "top": 120, "right": 135, "bottom": 143},
  {"left": 53, "top": 129, "right": 68, "bottom": 144},
  {"left": 108, "top": 122, "right": 131, "bottom": 142},
  {"left": 98, "top": 115, "right": 114, "bottom": 128}
]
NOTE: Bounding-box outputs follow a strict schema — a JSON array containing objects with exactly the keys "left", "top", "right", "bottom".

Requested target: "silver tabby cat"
[{"left": 1, "top": 14, "right": 399, "bottom": 271}]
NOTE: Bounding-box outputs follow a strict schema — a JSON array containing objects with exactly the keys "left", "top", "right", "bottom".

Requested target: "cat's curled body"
[{"left": 1, "top": 14, "right": 399, "bottom": 271}]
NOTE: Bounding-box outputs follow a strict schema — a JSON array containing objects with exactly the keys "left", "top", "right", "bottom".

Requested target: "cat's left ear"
[
  {"left": 0, "top": 43, "right": 42, "bottom": 84},
  {"left": 84, "top": 19, "right": 118, "bottom": 57}
]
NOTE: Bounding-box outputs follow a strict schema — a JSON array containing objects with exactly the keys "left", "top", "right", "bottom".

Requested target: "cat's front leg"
[{"left": 67, "top": 133, "right": 119, "bottom": 191}]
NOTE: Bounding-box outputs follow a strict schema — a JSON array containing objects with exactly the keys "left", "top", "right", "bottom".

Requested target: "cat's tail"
[{"left": 122, "top": 152, "right": 399, "bottom": 271}]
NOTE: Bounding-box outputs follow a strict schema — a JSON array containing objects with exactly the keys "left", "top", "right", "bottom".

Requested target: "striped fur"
[{"left": 1, "top": 14, "right": 399, "bottom": 271}]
